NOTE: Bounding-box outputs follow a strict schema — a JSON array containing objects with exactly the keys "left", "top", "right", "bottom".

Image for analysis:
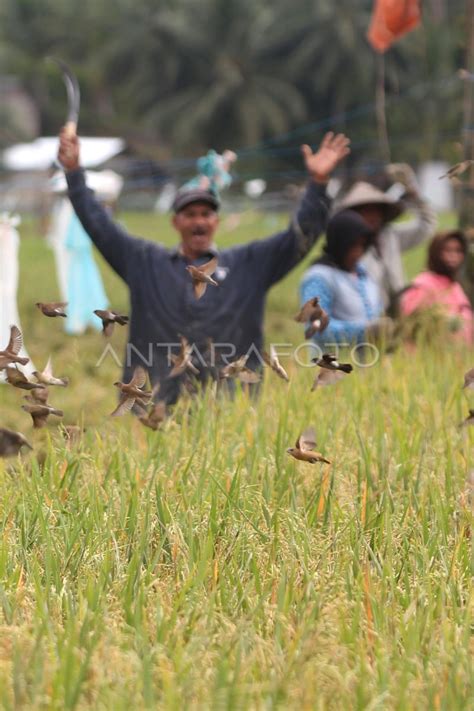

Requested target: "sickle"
[{"left": 48, "top": 57, "right": 80, "bottom": 136}]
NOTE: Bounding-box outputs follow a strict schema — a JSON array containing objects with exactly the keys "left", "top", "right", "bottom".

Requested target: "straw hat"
[{"left": 334, "top": 181, "right": 404, "bottom": 222}]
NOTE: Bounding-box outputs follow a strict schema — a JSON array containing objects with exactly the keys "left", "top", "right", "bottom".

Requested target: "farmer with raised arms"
[{"left": 58, "top": 129, "right": 350, "bottom": 404}]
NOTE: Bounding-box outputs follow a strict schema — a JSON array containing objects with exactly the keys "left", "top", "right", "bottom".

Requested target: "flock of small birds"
[
  {"left": 1, "top": 264, "right": 473, "bottom": 472},
  {"left": 0, "top": 306, "right": 128, "bottom": 457}
]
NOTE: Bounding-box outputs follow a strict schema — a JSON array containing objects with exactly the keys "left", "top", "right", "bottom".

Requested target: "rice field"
[{"left": 0, "top": 210, "right": 472, "bottom": 709}]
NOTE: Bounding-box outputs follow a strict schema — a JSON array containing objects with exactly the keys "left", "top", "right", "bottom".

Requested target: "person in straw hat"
[{"left": 334, "top": 164, "right": 436, "bottom": 313}]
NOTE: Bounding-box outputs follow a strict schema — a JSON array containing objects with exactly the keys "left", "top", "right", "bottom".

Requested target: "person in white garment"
[
  {"left": 47, "top": 170, "right": 123, "bottom": 335},
  {"left": 0, "top": 212, "right": 34, "bottom": 380}
]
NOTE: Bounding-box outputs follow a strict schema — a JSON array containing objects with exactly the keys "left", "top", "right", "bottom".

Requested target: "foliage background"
[
  {"left": 0, "top": 3, "right": 472, "bottom": 707},
  {"left": 0, "top": 0, "right": 468, "bottom": 178}
]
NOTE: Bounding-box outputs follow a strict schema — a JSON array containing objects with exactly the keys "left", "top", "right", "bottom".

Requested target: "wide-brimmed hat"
[{"left": 334, "top": 181, "right": 404, "bottom": 222}]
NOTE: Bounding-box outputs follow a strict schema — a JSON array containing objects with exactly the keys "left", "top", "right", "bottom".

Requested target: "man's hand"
[
  {"left": 301, "top": 132, "right": 350, "bottom": 184},
  {"left": 58, "top": 127, "right": 80, "bottom": 172}
]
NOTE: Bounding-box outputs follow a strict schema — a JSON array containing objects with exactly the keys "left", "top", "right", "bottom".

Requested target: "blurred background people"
[
  {"left": 0, "top": 212, "right": 34, "bottom": 379},
  {"left": 299, "top": 209, "right": 390, "bottom": 346},
  {"left": 335, "top": 164, "right": 437, "bottom": 313},
  {"left": 400, "top": 230, "right": 473, "bottom": 344},
  {"left": 47, "top": 170, "right": 123, "bottom": 335}
]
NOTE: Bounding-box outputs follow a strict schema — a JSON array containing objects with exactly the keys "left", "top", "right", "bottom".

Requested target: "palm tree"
[{"left": 142, "top": 0, "right": 308, "bottom": 152}]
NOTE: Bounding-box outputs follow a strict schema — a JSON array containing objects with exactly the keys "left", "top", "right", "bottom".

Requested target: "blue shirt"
[
  {"left": 67, "top": 169, "right": 330, "bottom": 403},
  {"left": 299, "top": 262, "right": 383, "bottom": 346}
]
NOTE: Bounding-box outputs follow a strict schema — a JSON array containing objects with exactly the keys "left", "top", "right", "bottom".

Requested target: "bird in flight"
[
  {"left": 262, "top": 346, "right": 289, "bottom": 382},
  {"left": 5, "top": 366, "right": 47, "bottom": 391},
  {"left": 287, "top": 427, "right": 331, "bottom": 464},
  {"left": 111, "top": 367, "right": 152, "bottom": 417},
  {"left": 33, "top": 357, "right": 69, "bottom": 386},
  {"left": 36, "top": 302, "right": 68, "bottom": 317},
  {"left": 94, "top": 309, "right": 129, "bottom": 337},
  {"left": 0, "top": 428, "right": 33, "bottom": 457},
  {"left": 186, "top": 257, "right": 218, "bottom": 299},
  {"left": 0, "top": 325, "right": 29, "bottom": 368},
  {"left": 294, "top": 297, "right": 329, "bottom": 338},
  {"left": 311, "top": 353, "right": 353, "bottom": 391},
  {"left": 439, "top": 160, "right": 474, "bottom": 185}
]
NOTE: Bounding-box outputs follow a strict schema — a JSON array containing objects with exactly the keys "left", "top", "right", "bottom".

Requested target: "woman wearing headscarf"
[
  {"left": 334, "top": 165, "right": 437, "bottom": 312},
  {"left": 299, "top": 209, "right": 387, "bottom": 346},
  {"left": 400, "top": 230, "right": 473, "bottom": 344}
]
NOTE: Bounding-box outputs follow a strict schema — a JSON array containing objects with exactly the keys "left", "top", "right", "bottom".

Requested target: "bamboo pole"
[
  {"left": 459, "top": 0, "right": 474, "bottom": 307},
  {"left": 375, "top": 53, "right": 391, "bottom": 164}
]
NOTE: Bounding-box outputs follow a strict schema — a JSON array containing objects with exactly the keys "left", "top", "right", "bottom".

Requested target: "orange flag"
[{"left": 367, "top": 0, "right": 421, "bottom": 53}]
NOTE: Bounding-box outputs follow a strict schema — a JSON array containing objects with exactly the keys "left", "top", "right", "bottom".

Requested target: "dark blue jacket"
[{"left": 66, "top": 169, "right": 330, "bottom": 402}]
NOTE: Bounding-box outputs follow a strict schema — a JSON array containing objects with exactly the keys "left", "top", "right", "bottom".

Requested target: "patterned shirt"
[{"left": 300, "top": 262, "right": 383, "bottom": 345}]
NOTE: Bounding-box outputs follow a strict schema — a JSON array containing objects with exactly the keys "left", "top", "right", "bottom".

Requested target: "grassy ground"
[{"left": 0, "top": 210, "right": 472, "bottom": 709}]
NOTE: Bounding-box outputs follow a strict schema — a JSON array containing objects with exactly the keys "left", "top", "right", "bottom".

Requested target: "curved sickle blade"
[{"left": 48, "top": 57, "right": 80, "bottom": 136}]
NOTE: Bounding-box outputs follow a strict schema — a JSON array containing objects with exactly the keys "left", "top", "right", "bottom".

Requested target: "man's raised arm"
[
  {"left": 246, "top": 133, "right": 350, "bottom": 288},
  {"left": 58, "top": 128, "right": 135, "bottom": 281}
]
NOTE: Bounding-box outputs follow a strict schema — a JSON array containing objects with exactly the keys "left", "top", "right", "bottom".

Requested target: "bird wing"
[
  {"left": 43, "top": 356, "right": 53, "bottom": 378},
  {"left": 6, "top": 366, "right": 25, "bottom": 385},
  {"left": 238, "top": 368, "right": 261, "bottom": 384},
  {"left": 32, "top": 412, "right": 49, "bottom": 428},
  {"left": 316, "top": 369, "right": 346, "bottom": 388},
  {"left": 319, "top": 311, "right": 330, "bottom": 332},
  {"left": 129, "top": 366, "right": 147, "bottom": 389},
  {"left": 103, "top": 321, "right": 115, "bottom": 338},
  {"left": 30, "top": 387, "right": 49, "bottom": 403},
  {"left": 270, "top": 344, "right": 282, "bottom": 363},
  {"left": 269, "top": 344, "right": 282, "bottom": 367},
  {"left": 298, "top": 427, "right": 317, "bottom": 452},
  {"left": 193, "top": 281, "right": 208, "bottom": 299},
  {"left": 235, "top": 355, "right": 249, "bottom": 370},
  {"left": 49, "top": 301, "right": 68, "bottom": 308},
  {"left": 199, "top": 257, "right": 218, "bottom": 277},
  {"left": 294, "top": 297, "right": 318, "bottom": 323},
  {"left": 321, "top": 354, "right": 336, "bottom": 366},
  {"left": 133, "top": 400, "right": 148, "bottom": 417},
  {"left": 275, "top": 363, "right": 289, "bottom": 382},
  {"left": 451, "top": 160, "right": 473, "bottom": 176},
  {"left": 150, "top": 401, "right": 167, "bottom": 425},
  {"left": 110, "top": 395, "right": 135, "bottom": 417},
  {"left": 222, "top": 356, "right": 247, "bottom": 378},
  {"left": 186, "top": 360, "right": 200, "bottom": 375},
  {"left": 151, "top": 381, "right": 161, "bottom": 399},
  {"left": 263, "top": 348, "right": 289, "bottom": 381},
  {"left": 179, "top": 335, "right": 191, "bottom": 356},
  {"left": 24, "top": 406, "right": 49, "bottom": 428},
  {"left": 168, "top": 358, "right": 184, "bottom": 378},
  {"left": 262, "top": 350, "right": 272, "bottom": 367},
  {"left": 6, "top": 325, "right": 23, "bottom": 355}
]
